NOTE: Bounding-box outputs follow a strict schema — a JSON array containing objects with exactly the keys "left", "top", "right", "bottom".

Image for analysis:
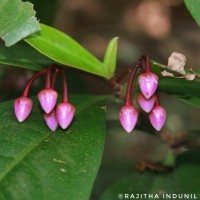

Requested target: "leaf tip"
[{"left": 103, "top": 36, "right": 119, "bottom": 77}]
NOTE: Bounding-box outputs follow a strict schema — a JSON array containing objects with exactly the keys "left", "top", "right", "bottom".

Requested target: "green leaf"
[
  {"left": 151, "top": 61, "right": 200, "bottom": 108},
  {"left": 0, "top": 0, "right": 40, "bottom": 47},
  {"left": 158, "top": 78, "right": 200, "bottom": 107},
  {"left": 25, "top": 24, "right": 111, "bottom": 79},
  {"left": 99, "top": 172, "right": 182, "bottom": 200},
  {"left": 103, "top": 37, "right": 118, "bottom": 75},
  {"left": 0, "top": 95, "right": 106, "bottom": 200},
  {"left": 0, "top": 42, "right": 53, "bottom": 71},
  {"left": 176, "top": 150, "right": 200, "bottom": 193},
  {"left": 100, "top": 151, "right": 200, "bottom": 200},
  {"left": 184, "top": 0, "right": 200, "bottom": 26}
]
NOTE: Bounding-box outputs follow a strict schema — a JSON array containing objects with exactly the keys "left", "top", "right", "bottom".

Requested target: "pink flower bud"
[
  {"left": 119, "top": 105, "right": 138, "bottom": 133},
  {"left": 14, "top": 97, "right": 33, "bottom": 122},
  {"left": 149, "top": 106, "right": 166, "bottom": 131},
  {"left": 56, "top": 102, "right": 75, "bottom": 129},
  {"left": 38, "top": 89, "right": 58, "bottom": 114},
  {"left": 138, "top": 72, "right": 158, "bottom": 99},
  {"left": 138, "top": 93, "right": 156, "bottom": 113},
  {"left": 43, "top": 110, "right": 58, "bottom": 132}
]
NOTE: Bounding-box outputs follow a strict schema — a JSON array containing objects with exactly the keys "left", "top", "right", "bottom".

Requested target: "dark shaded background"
[{"left": 1, "top": 0, "right": 200, "bottom": 97}]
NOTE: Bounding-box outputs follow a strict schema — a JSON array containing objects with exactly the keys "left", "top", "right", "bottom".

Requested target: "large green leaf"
[
  {"left": 103, "top": 37, "right": 118, "bottom": 75},
  {"left": 24, "top": 24, "right": 111, "bottom": 79},
  {"left": 0, "top": 95, "right": 106, "bottom": 200},
  {"left": 184, "top": 0, "right": 200, "bottom": 26},
  {"left": 0, "top": 42, "right": 53, "bottom": 71},
  {"left": 100, "top": 151, "right": 200, "bottom": 200},
  {"left": 151, "top": 61, "right": 200, "bottom": 107},
  {"left": 0, "top": 0, "right": 40, "bottom": 47}
]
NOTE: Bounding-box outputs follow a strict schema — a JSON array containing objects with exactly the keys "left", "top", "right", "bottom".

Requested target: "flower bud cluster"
[
  {"left": 119, "top": 56, "right": 167, "bottom": 133},
  {"left": 14, "top": 65, "right": 75, "bottom": 132}
]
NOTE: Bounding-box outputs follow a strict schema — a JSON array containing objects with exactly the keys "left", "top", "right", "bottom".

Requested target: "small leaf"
[
  {"left": 0, "top": 42, "right": 53, "bottom": 71},
  {"left": 0, "top": 0, "right": 40, "bottom": 47},
  {"left": 25, "top": 24, "right": 111, "bottom": 79},
  {"left": 103, "top": 37, "right": 119, "bottom": 75},
  {"left": 0, "top": 95, "right": 106, "bottom": 200},
  {"left": 184, "top": 0, "right": 200, "bottom": 26}
]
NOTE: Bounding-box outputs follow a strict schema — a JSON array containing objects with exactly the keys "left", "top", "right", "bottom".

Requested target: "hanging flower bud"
[
  {"left": 56, "top": 102, "right": 75, "bottom": 129},
  {"left": 138, "top": 93, "right": 156, "bottom": 113},
  {"left": 38, "top": 89, "right": 58, "bottom": 114},
  {"left": 119, "top": 105, "right": 138, "bottom": 133},
  {"left": 43, "top": 110, "right": 58, "bottom": 131},
  {"left": 14, "top": 97, "right": 33, "bottom": 122},
  {"left": 37, "top": 64, "right": 58, "bottom": 114},
  {"left": 14, "top": 69, "right": 47, "bottom": 123},
  {"left": 149, "top": 106, "right": 166, "bottom": 131},
  {"left": 138, "top": 72, "right": 158, "bottom": 99}
]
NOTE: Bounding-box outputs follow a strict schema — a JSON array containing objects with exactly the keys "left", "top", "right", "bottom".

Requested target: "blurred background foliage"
[
  {"left": 2, "top": 0, "right": 200, "bottom": 96},
  {"left": 1, "top": 0, "right": 200, "bottom": 199}
]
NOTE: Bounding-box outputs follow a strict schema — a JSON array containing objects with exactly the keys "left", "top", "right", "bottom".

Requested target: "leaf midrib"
[{"left": 0, "top": 129, "right": 50, "bottom": 182}]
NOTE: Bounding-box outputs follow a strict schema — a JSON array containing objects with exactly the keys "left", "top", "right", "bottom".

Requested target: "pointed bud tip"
[
  {"left": 56, "top": 102, "right": 75, "bottom": 129},
  {"left": 14, "top": 97, "right": 33, "bottom": 122},
  {"left": 43, "top": 110, "right": 58, "bottom": 131},
  {"left": 138, "top": 93, "right": 156, "bottom": 113},
  {"left": 149, "top": 106, "right": 166, "bottom": 131},
  {"left": 119, "top": 105, "right": 138, "bottom": 133},
  {"left": 138, "top": 72, "right": 159, "bottom": 99},
  {"left": 38, "top": 89, "right": 58, "bottom": 114}
]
